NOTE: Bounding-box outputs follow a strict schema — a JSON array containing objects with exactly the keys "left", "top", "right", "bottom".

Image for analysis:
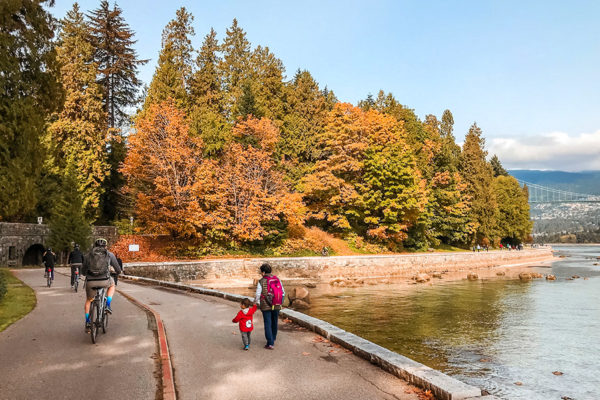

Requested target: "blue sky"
[{"left": 50, "top": 1, "right": 600, "bottom": 171}]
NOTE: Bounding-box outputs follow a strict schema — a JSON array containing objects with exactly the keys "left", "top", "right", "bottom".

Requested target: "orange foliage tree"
[
  {"left": 210, "top": 116, "right": 304, "bottom": 242},
  {"left": 122, "top": 99, "right": 204, "bottom": 237},
  {"left": 302, "top": 103, "right": 426, "bottom": 246}
]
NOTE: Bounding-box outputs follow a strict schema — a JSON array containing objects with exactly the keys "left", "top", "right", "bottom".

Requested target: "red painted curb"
[{"left": 117, "top": 289, "right": 177, "bottom": 400}]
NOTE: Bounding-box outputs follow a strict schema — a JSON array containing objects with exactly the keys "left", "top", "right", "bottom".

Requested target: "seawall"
[{"left": 124, "top": 248, "right": 554, "bottom": 283}]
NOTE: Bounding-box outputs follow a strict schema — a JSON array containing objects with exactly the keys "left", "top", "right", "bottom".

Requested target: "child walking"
[{"left": 232, "top": 298, "right": 257, "bottom": 350}]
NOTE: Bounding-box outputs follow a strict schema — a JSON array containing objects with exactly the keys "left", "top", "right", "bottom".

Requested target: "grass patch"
[
  {"left": 433, "top": 243, "right": 468, "bottom": 252},
  {"left": 0, "top": 269, "right": 36, "bottom": 333}
]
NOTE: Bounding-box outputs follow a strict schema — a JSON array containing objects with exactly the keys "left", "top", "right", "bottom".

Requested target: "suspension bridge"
[{"left": 516, "top": 179, "right": 600, "bottom": 203}]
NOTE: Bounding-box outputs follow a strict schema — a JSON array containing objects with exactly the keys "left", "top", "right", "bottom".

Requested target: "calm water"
[{"left": 302, "top": 246, "right": 600, "bottom": 399}]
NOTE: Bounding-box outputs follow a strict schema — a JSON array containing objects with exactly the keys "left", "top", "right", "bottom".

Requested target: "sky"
[{"left": 50, "top": 0, "right": 600, "bottom": 171}]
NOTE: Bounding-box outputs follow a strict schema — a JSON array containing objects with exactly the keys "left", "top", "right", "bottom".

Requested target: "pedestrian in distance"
[
  {"left": 232, "top": 298, "right": 258, "bottom": 350},
  {"left": 254, "top": 263, "right": 285, "bottom": 349}
]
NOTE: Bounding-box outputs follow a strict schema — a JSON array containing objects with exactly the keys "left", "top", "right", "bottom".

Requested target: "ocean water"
[{"left": 302, "top": 246, "right": 600, "bottom": 399}]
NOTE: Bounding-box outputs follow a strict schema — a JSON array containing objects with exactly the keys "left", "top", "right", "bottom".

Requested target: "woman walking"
[{"left": 254, "top": 263, "right": 285, "bottom": 349}]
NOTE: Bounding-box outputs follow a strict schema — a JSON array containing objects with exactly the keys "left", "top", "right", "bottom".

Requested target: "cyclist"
[
  {"left": 42, "top": 247, "right": 57, "bottom": 281},
  {"left": 81, "top": 238, "right": 121, "bottom": 333},
  {"left": 68, "top": 244, "right": 84, "bottom": 288}
]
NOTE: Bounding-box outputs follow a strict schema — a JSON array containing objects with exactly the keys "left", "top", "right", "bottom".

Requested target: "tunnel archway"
[{"left": 22, "top": 244, "right": 45, "bottom": 267}]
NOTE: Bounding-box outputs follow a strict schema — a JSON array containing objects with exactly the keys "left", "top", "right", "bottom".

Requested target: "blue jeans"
[{"left": 261, "top": 309, "right": 280, "bottom": 346}]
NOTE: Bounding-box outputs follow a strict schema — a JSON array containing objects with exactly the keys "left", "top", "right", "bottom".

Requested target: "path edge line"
[
  {"left": 117, "top": 288, "right": 177, "bottom": 400},
  {"left": 121, "top": 274, "right": 500, "bottom": 400}
]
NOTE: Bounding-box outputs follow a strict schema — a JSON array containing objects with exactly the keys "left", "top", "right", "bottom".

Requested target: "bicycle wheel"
[
  {"left": 47, "top": 274, "right": 51, "bottom": 288},
  {"left": 102, "top": 307, "right": 108, "bottom": 333},
  {"left": 90, "top": 301, "right": 98, "bottom": 344},
  {"left": 74, "top": 279, "right": 78, "bottom": 293}
]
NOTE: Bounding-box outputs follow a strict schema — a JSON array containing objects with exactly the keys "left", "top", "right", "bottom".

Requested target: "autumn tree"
[
  {"left": 0, "top": 0, "right": 60, "bottom": 221},
  {"left": 48, "top": 3, "right": 109, "bottom": 222},
  {"left": 122, "top": 99, "right": 204, "bottom": 237},
  {"left": 303, "top": 103, "right": 425, "bottom": 247},
  {"left": 145, "top": 7, "right": 195, "bottom": 109},
  {"left": 461, "top": 123, "right": 497, "bottom": 244}
]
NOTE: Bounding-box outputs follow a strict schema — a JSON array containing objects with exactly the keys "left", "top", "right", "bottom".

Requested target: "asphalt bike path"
[
  {"left": 0, "top": 269, "right": 157, "bottom": 400},
  {"left": 117, "top": 280, "right": 422, "bottom": 400}
]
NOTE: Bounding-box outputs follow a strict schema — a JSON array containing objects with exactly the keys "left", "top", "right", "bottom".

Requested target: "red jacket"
[{"left": 232, "top": 304, "right": 257, "bottom": 332}]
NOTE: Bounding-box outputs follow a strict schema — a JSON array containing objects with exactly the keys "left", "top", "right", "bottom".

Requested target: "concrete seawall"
[{"left": 124, "top": 248, "right": 554, "bottom": 283}]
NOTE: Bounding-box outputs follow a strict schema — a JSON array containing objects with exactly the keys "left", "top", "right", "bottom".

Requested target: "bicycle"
[
  {"left": 89, "top": 286, "right": 109, "bottom": 343},
  {"left": 46, "top": 267, "right": 52, "bottom": 288}
]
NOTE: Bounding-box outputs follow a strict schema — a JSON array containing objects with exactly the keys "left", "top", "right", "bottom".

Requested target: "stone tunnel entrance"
[{"left": 22, "top": 244, "right": 45, "bottom": 267}]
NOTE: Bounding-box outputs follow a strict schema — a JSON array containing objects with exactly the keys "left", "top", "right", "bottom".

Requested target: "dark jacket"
[
  {"left": 68, "top": 249, "right": 84, "bottom": 264},
  {"left": 42, "top": 251, "right": 56, "bottom": 268}
]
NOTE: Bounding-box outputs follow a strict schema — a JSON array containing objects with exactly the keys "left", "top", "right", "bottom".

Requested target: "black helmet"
[
  {"left": 94, "top": 238, "right": 108, "bottom": 247},
  {"left": 74, "top": 243, "right": 80, "bottom": 249},
  {"left": 47, "top": 247, "right": 52, "bottom": 252}
]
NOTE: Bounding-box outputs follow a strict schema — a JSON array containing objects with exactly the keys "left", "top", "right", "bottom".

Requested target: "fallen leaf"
[
  {"left": 302, "top": 352, "right": 310, "bottom": 356},
  {"left": 514, "top": 381, "right": 523, "bottom": 386},
  {"left": 553, "top": 371, "right": 564, "bottom": 376}
]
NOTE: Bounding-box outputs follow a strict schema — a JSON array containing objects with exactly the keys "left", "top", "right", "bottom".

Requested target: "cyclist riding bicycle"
[
  {"left": 42, "top": 247, "right": 57, "bottom": 281},
  {"left": 82, "top": 238, "right": 121, "bottom": 333},
  {"left": 68, "top": 243, "right": 84, "bottom": 288}
]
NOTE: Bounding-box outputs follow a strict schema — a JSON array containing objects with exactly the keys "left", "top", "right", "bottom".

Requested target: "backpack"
[
  {"left": 86, "top": 246, "right": 110, "bottom": 277},
  {"left": 263, "top": 275, "right": 284, "bottom": 307}
]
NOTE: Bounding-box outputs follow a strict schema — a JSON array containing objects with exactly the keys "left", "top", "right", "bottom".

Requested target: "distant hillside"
[{"left": 509, "top": 170, "right": 600, "bottom": 195}]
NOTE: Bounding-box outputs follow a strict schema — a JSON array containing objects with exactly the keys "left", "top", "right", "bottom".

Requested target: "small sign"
[
  {"left": 37, "top": 217, "right": 43, "bottom": 224},
  {"left": 128, "top": 244, "right": 139, "bottom": 252}
]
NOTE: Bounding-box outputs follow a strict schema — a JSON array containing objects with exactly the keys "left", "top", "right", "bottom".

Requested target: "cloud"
[{"left": 488, "top": 130, "right": 600, "bottom": 171}]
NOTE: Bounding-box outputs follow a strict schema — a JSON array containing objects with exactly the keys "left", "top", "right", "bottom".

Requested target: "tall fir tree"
[
  {"left": 461, "top": 123, "right": 497, "bottom": 244},
  {"left": 48, "top": 3, "right": 109, "bottom": 222},
  {"left": 249, "top": 45, "right": 285, "bottom": 120},
  {"left": 88, "top": 0, "right": 146, "bottom": 128},
  {"left": 0, "top": 0, "right": 60, "bottom": 221},
  {"left": 189, "top": 28, "right": 229, "bottom": 156},
  {"left": 88, "top": 0, "right": 146, "bottom": 223},
  {"left": 219, "top": 19, "right": 251, "bottom": 120},
  {"left": 145, "top": 7, "right": 195, "bottom": 109},
  {"left": 279, "top": 69, "right": 327, "bottom": 183}
]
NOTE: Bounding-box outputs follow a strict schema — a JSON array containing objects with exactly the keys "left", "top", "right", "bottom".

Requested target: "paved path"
[
  {"left": 0, "top": 269, "right": 157, "bottom": 400},
  {"left": 117, "top": 281, "right": 422, "bottom": 400}
]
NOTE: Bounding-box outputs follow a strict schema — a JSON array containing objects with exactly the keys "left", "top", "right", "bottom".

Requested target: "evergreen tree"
[
  {"left": 493, "top": 175, "right": 532, "bottom": 245},
  {"left": 438, "top": 109, "right": 461, "bottom": 172},
  {"left": 48, "top": 3, "right": 109, "bottom": 222},
  {"left": 461, "top": 123, "right": 497, "bottom": 244},
  {"left": 88, "top": 0, "right": 147, "bottom": 128},
  {"left": 47, "top": 168, "right": 92, "bottom": 254},
  {"left": 145, "top": 7, "right": 195, "bottom": 108},
  {"left": 219, "top": 19, "right": 251, "bottom": 119},
  {"left": 189, "top": 28, "right": 229, "bottom": 156},
  {"left": 190, "top": 28, "right": 222, "bottom": 110},
  {"left": 491, "top": 154, "right": 509, "bottom": 177},
  {"left": 249, "top": 45, "right": 285, "bottom": 120},
  {"left": 279, "top": 70, "right": 327, "bottom": 182},
  {"left": 88, "top": 1, "right": 146, "bottom": 222},
  {"left": 237, "top": 81, "right": 261, "bottom": 119},
  {"left": 0, "top": 0, "right": 60, "bottom": 221}
]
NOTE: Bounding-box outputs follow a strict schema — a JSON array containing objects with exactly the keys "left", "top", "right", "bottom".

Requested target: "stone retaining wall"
[
  {"left": 124, "top": 249, "right": 553, "bottom": 283},
  {"left": 121, "top": 274, "right": 500, "bottom": 400}
]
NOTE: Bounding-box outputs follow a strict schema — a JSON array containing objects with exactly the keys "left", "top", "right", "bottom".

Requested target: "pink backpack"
[{"left": 263, "top": 275, "right": 284, "bottom": 307}]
